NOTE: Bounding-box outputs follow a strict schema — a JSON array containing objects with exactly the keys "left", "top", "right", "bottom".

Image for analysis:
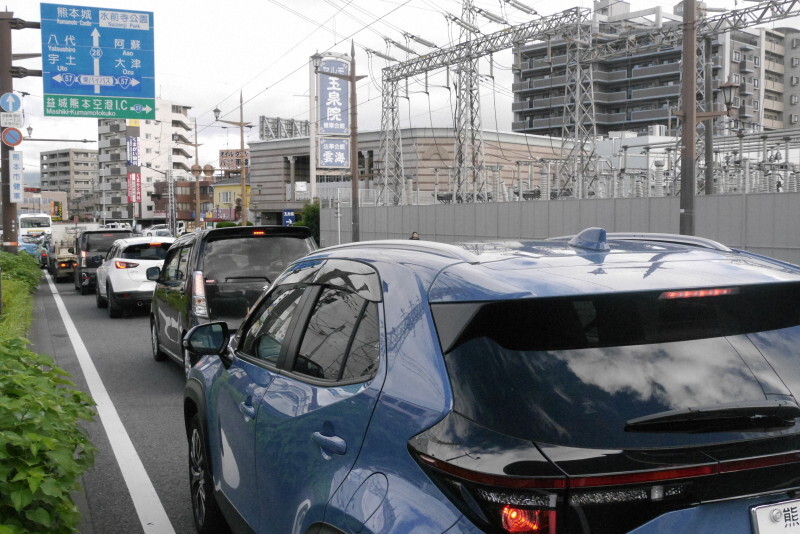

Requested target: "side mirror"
[
  {"left": 89, "top": 255, "right": 103, "bottom": 267},
  {"left": 68, "top": 247, "right": 74, "bottom": 254},
  {"left": 146, "top": 266, "right": 161, "bottom": 281},
  {"left": 183, "top": 322, "right": 229, "bottom": 356}
]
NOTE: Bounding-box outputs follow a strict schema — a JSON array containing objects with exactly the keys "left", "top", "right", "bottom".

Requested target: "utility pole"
[
  {"left": 349, "top": 41, "right": 360, "bottom": 241},
  {"left": 679, "top": 0, "right": 698, "bottom": 236},
  {"left": 1, "top": 11, "right": 41, "bottom": 253},
  {"left": 1, "top": 12, "right": 15, "bottom": 253}
]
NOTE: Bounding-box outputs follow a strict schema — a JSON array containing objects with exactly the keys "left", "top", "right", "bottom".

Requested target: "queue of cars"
[{"left": 63, "top": 223, "right": 800, "bottom": 533}]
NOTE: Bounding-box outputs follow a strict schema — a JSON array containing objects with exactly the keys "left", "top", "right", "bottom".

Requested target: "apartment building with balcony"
[
  {"left": 86, "top": 98, "right": 194, "bottom": 224},
  {"left": 39, "top": 149, "right": 98, "bottom": 215},
  {"left": 512, "top": 0, "right": 800, "bottom": 138}
]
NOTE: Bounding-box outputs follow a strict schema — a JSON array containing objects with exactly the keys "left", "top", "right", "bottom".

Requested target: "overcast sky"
[{"left": 6, "top": 0, "right": 799, "bottom": 176}]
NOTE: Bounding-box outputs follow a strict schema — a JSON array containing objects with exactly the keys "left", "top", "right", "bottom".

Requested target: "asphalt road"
[{"left": 30, "top": 273, "right": 196, "bottom": 534}]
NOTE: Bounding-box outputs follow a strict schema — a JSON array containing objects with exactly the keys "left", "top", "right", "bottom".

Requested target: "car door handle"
[
  {"left": 312, "top": 432, "right": 347, "bottom": 457},
  {"left": 238, "top": 401, "right": 256, "bottom": 420}
]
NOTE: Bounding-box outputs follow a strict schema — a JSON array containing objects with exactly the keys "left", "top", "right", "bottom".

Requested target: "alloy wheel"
[{"left": 189, "top": 427, "right": 207, "bottom": 528}]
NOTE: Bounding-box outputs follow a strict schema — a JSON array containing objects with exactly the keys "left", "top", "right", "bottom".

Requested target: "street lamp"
[
  {"left": 213, "top": 93, "right": 251, "bottom": 225},
  {"left": 312, "top": 42, "right": 366, "bottom": 241}
]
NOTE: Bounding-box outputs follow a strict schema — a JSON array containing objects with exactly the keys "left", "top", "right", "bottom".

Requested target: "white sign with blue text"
[{"left": 10, "top": 152, "right": 24, "bottom": 204}]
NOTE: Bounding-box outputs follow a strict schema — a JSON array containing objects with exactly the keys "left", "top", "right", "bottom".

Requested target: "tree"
[{"left": 295, "top": 200, "right": 320, "bottom": 246}]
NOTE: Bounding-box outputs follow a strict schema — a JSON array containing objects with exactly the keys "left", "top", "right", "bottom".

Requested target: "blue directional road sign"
[
  {"left": 0, "top": 92, "right": 23, "bottom": 113},
  {"left": 40, "top": 3, "right": 155, "bottom": 119}
]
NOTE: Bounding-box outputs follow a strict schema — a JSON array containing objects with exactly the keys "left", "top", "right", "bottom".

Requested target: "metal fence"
[{"left": 320, "top": 191, "right": 800, "bottom": 265}]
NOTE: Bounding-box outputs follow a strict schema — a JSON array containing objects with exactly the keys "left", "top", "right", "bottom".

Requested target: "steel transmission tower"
[
  {"left": 378, "top": 77, "right": 403, "bottom": 205},
  {"left": 379, "top": 8, "right": 588, "bottom": 205},
  {"left": 556, "top": 20, "right": 598, "bottom": 199},
  {"left": 453, "top": 0, "right": 487, "bottom": 202}
]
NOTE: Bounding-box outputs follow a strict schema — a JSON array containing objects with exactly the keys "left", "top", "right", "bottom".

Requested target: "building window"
[
  {"left": 754, "top": 56, "right": 760, "bottom": 66},
  {"left": 793, "top": 57, "right": 800, "bottom": 67},
  {"left": 791, "top": 114, "right": 799, "bottom": 124},
  {"left": 753, "top": 78, "right": 759, "bottom": 88},
  {"left": 791, "top": 95, "right": 799, "bottom": 104},
  {"left": 733, "top": 73, "right": 740, "bottom": 84},
  {"left": 733, "top": 50, "right": 741, "bottom": 61},
  {"left": 753, "top": 99, "right": 760, "bottom": 110},
  {"left": 733, "top": 96, "right": 741, "bottom": 107},
  {"left": 792, "top": 76, "right": 800, "bottom": 86}
]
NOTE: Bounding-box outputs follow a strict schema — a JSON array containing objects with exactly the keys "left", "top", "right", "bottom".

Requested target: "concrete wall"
[{"left": 320, "top": 192, "right": 800, "bottom": 264}]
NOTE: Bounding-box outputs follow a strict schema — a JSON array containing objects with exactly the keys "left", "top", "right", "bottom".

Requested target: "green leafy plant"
[
  {"left": 295, "top": 200, "right": 320, "bottom": 246},
  {"left": 0, "top": 339, "right": 96, "bottom": 533},
  {"left": 214, "top": 221, "right": 253, "bottom": 229}
]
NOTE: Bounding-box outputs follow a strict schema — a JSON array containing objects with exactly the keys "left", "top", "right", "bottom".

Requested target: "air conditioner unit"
[{"left": 648, "top": 125, "right": 667, "bottom": 136}]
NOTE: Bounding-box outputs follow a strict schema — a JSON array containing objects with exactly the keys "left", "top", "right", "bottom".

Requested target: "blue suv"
[{"left": 183, "top": 228, "right": 800, "bottom": 534}]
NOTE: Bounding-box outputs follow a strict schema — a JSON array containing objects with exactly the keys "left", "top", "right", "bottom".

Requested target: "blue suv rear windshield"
[{"left": 434, "top": 282, "right": 800, "bottom": 449}]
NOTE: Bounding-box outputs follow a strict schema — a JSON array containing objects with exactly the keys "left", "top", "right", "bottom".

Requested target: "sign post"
[{"left": 40, "top": 3, "right": 156, "bottom": 119}]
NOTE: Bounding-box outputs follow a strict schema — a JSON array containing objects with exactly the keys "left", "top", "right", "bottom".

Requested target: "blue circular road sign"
[
  {"left": 1, "top": 127, "right": 23, "bottom": 147},
  {"left": 0, "top": 93, "right": 23, "bottom": 113}
]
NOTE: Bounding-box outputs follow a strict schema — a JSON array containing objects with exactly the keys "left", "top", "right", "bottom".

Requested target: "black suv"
[
  {"left": 148, "top": 225, "right": 316, "bottom": 374},
  {"left": 74, "top": 228, "right": 133, "bottom": 294}
]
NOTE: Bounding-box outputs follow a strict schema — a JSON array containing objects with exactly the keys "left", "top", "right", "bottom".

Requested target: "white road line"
[{"left": 45, "top": 273, "right": 176, "bottom": 534}]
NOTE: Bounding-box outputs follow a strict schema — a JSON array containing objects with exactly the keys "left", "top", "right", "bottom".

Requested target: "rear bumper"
[{"left": 113, "top": 291, "right": 153, "bottom": 306}]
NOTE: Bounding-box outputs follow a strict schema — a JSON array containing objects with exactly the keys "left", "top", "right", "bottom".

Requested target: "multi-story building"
[
  {"left": 39, "top": 148, "right": 98, "bottom": 214},
  {"left": 18, "top": 188, "right": 69, "bottom": 221},
  {"left": 88, "top": 98, "right": 194, "bottom": 224},
  {"left": 512, "top": 0, "right": 800, "bottom": 138},
  {"left": 151, "top": 179, "right": 214, "bottom": 223}
]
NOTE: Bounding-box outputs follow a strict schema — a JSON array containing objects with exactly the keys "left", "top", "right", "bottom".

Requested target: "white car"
[
  {"left": 142, "top": 224, "right": 170, "bottom": 236},
  {"left": 95, "top": 236, "right": 176, "bottom": 318}
]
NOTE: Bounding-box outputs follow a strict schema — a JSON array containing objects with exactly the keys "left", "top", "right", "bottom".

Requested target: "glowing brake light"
[
  {"left": 659, "top": 287, "right": 738, "bottom": 299},
  {"left": 252, "top": 230, "right": 266, "bottom": 235},
  {"left": 501, "top": 506, "right": 555, "bottom": 533},
  {"left": 149, "top": 242, "right": 163, "bottom": 247},
  {"left": 115, "top": 261, "right": 139, "bottom": 269}
]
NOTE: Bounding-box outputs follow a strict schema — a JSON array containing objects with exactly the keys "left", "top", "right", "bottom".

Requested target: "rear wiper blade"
[{"left": 625, "top": 400, "right": 800, "bottom": 433}]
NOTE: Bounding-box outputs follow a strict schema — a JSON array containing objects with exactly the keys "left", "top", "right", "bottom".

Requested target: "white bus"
[{"left": 18, "top": 213, "right": 53, "bottom": 238}]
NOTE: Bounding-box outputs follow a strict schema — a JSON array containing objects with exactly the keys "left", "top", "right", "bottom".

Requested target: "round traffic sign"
[
  {"left": 0, "top": 93, "right": 23, "bottom": 113},
  {"left": 1, "top": 127, "right": 23, "bottom": 147}
]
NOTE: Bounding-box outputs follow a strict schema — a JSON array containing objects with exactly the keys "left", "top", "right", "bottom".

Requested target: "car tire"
[
  {"left": 96, "top": 282, "right": 108, "bottom": 308},
  {"left": 188, "top": 414, "right": 229, "bottom": 534},
  {"left": 151, "top": 319, "right": 167, "bottom": 362},
  {"left": 80, "top": 279, "right": 91, "bottom": 295},
  {"left": 108, "top": 284, "right": 122, "bottom": 318}
]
